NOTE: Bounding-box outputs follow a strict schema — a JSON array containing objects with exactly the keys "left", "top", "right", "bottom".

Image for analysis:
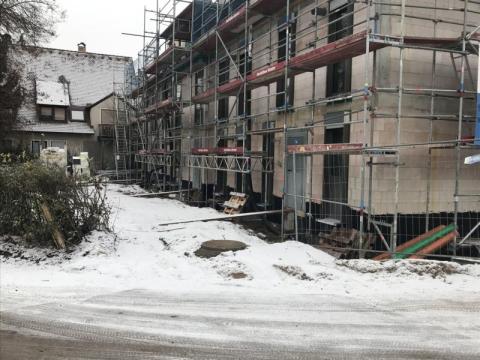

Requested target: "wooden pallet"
[
  {"left": 223, "top": 192, "right": 248, "bottom": 215},
  {"left": 318, "top": 228, "right": 375, "bottom": 259}
]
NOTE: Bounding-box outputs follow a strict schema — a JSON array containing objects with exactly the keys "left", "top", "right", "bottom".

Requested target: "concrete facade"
[{"left": 136, "top": 0, "right": 479, "bottom": 222}]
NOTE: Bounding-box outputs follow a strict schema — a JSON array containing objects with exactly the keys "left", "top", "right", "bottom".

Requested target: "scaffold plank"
[
  {"left": 144, "top": 98, "right": 174, "bottom": 114},
  {"left": 218, "top": 78, "right": 243, "bottom": 95},
  {"left": 290, "top": 31, "right": 386, "bottom": 71},
  {"left": 217, "top": 5, "right": 246, "bottom": 34},
  {"left": 216, "top": 147, "right": 244, "bottom": 155},
  {"left": 192, "top": 147, "right": 244, "bottom": 155},
  {"left": 288, "top": 143, "right": 363, "bottom": 154},
  {"left": 192, "top": 87, "right": 215, "bottom": 103},
  {"left": 193, "top": 4, "right": 250, "bottom": 52},
  {"left": 192, "top": 31, "right": 469, "bottom": 105},
  {"left": 249, "top": 0, "right": 284, "bottom": 14},
  {"left": 192, "top": 147, "right": 215, "bottom": 155}
]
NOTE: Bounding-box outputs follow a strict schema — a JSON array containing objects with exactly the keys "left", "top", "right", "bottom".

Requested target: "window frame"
[
  {"left": 194, "top": 104, "right": 204, "bottom": 125},
  {"left": 39, "top": 105, "right": 67, "bottom": 122},
  {"left": 31, "top": 140, "right": 48, "bottom": 155},
  {"left": 276, "top": 77, "right": 295, "bottom": 109},
  {"left": 217, "top": 98, "right": 229, "bottom": 121},
  {"left": 71, "top": 110, "right": 85, "bottom": 122}
]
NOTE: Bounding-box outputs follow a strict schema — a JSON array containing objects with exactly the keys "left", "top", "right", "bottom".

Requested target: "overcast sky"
[{"left": 48, "top": 0, "right": 155, "bottom": 59}]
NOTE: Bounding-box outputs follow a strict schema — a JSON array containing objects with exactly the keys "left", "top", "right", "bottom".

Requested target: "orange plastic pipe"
[
  {"left": 408, "top": 231, "right": 458, "bottom": 259},
  {"left": 373, "top": 225, "right": 446, "bottom": 261}
]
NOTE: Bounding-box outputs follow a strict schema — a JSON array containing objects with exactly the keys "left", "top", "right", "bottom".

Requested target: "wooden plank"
[
  {"left": 223, "top": 201, "right": 241, "bottom": 209},
  {"left": 40, "top": 203, "right": 66, "bottom": 250},
  {"left": 132, "top": 190, "right": 189, "bottom": 198},
  {"left": 156, "top": 210, "right": 288, "bottom": 227}
]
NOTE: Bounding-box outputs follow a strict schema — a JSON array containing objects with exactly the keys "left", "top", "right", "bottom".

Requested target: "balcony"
[{"left": 98, "top": 124, "right": 114, "bottom": 139}]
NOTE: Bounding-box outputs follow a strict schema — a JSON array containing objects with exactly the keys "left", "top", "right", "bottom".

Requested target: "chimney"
[{"left": 77, "top": 42, "right": 86, "bottom": 53}]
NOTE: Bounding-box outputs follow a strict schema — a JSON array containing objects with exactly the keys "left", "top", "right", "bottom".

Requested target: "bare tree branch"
[
  {"left": 0, "top": 1, "right": 64, "bottom": 143},
  {"left": 0, "top": 0, "right": 64, "bottom": 45}
]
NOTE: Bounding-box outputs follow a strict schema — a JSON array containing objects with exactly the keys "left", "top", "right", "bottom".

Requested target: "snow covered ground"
[
  {"left": 1, "top": 185, "right": 480, "bottom": 359},
  {"left": 1, "top": 183, "right": 480, "bottom": 308}
]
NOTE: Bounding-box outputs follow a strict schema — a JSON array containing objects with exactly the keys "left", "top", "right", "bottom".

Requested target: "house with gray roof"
[{"left": 6, "top": 43, "right": 132, "bottom": 170}]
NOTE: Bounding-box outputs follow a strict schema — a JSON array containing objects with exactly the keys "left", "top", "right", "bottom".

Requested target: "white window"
[{"left": 71, "top": 110, "right": 85, "bottom": 121}]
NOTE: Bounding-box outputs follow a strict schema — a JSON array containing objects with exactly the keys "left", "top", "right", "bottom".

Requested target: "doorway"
[
  {"left": 323, "top": 112, "right": 350, "bottom": 222},
  {"left": 286, "top": 130, "right": 307, "bottom": 211}
]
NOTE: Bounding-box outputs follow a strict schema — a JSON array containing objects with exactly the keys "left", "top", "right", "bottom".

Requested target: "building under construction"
[{"left": 121, "top": 0, "right": 480, "bottom": 259}]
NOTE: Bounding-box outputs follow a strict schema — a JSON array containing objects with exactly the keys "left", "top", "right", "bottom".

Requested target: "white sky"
[{"left": 48, "top": 0, "right": 156, "bottom": 59}]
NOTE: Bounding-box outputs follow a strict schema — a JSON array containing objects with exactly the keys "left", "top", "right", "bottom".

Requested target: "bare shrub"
[{"left": 0, "top": 161, "right": 110, "bottom": 248}]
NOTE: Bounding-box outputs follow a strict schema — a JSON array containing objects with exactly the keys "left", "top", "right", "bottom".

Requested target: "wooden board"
[
  {"left": 156, "top": 210, "right": 287, "bottom": 227},
  {"left": 223, "top": 192, "right": 247, "bottom": 215}
]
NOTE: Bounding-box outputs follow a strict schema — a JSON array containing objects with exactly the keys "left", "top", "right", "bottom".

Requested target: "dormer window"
[
  {"left": 71, "top": 110, "right": 85, "bottom": 121},
  {"left": 39, "top": 106, "right": 66, "bottom": 122},
  {"left": 36, "top": 79, "right": 70, "bottom": 122}
]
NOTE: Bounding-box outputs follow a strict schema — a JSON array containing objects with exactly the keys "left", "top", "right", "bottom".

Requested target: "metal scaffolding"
[
  {"left": 126, "top": 0, "right": 192, "bottom": 190},
  {"left": 125, "top": 0, "right": 480, "bottom": 260}
]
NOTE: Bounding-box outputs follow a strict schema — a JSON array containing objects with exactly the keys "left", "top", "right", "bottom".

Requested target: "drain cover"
[{"left": 195, "top": 240, "right": 247, "bottom": 258}]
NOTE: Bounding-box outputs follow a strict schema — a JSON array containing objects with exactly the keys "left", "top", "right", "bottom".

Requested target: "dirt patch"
[
  {"left": 0, "top": 233, "right": 116, "bottom": 265},
  {"left": 212, "top": 260, "right": 251, "bottom": 280},
  {"left": 0, "top": 249, "right": 13, "bottom": 258},
  {"left": 273, "top": 265, "right": 313, "bottom": 281},
  {"left": 230, "top": 272, "right": 248, "bottom": 279},
  {"left": 336, "top": 259, "right": 470, "bottom": 279},
  {"left": 0, "top": 237, "right": 65, "bottom": 263}
]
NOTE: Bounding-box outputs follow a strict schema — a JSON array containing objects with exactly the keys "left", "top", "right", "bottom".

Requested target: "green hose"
[{"left": 394, "top": 223, "right": 456, "bottom": 259}]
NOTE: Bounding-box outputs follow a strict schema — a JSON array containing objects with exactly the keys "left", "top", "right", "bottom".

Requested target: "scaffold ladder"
[{"left": 113, "top": 85, "right": 130, "bottom": 182}]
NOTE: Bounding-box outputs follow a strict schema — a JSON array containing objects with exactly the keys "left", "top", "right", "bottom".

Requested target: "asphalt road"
[{"left": 1, "top": 289, "right": 479, "bottom": 359}]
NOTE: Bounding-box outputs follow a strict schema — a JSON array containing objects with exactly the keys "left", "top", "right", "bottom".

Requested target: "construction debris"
[
  {"left": 273, "top": 264, "right": 313, "bottom": 281},
  {"left": 117, "top": 0, "right": 479, "bottom": 263},
  {"left": 373, "top": 225, "right": 446, "bottom": 261},
  {"left": 394, "top": 224, "right": 457, "bottom": 260},
  {"left": 223, "top": 192, "right": 248, "bottom": 215},
  {"left": 409, "top": 230, "right": 457, "bottom": 259},
  {"left": 337, "top": 259, "right": 467, "bottom": 279},
  {"left": 318, "top": 228, "right": 375, "bottom": 259}
]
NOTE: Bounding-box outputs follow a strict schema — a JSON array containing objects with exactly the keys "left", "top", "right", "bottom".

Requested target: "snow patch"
[
  {"left": 1, "top": 184, "right": 480, "bottom": 305},
  {"left": 337, "top": 259, "right": 480, "bottom": 279},
  {"left": 36, "top": 79, "right": 70, "bottom": 106}
]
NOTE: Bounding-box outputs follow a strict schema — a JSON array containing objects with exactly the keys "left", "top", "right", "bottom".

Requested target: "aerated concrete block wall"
[{"left": 180, "top": 0, "right": 478, "bottom": 216}]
